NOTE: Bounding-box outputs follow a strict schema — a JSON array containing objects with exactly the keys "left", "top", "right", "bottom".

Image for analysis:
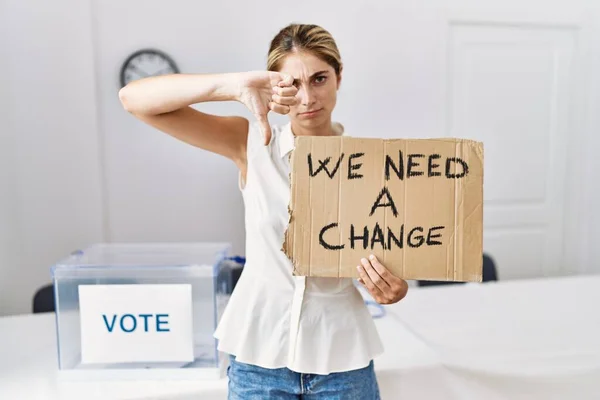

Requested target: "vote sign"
[{"left": 79, "top": 284, "right": 194, "bottom": 364}]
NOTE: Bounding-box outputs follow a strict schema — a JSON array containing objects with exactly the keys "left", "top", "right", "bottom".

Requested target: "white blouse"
[{"left": 213, "top": 120, "right": 384, "bottom": 375}]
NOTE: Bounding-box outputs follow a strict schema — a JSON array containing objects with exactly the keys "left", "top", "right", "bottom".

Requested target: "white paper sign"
[{"left": 79, "top": 284, "right": 194, "bottom": 364}]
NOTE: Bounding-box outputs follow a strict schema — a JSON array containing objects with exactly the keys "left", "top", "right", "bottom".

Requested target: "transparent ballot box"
[{"left": 51, "top": 242, "right": 232, "bottom": 380}]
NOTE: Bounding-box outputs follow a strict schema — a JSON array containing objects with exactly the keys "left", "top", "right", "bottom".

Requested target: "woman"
[{"left": 119, "top": 23, "right": 408, "bottom": 400}]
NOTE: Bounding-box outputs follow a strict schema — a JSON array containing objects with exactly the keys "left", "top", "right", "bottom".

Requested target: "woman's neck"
[{"left": 291, "top": 118, "right": 335, "bottom": 137}]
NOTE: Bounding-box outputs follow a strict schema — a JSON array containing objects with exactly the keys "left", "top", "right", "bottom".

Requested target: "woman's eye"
[{"left": 314, "top": 76, "right": 327, "bottom": 84}]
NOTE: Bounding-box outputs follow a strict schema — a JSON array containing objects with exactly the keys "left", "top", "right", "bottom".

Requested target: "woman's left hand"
[{"left": 356, "top": 255, "right": 408, "bottom": 305}]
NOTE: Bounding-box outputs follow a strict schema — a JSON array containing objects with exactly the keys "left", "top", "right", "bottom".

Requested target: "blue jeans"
[{"left": 227, "top": 355, "right": 381, "bottom": 399}]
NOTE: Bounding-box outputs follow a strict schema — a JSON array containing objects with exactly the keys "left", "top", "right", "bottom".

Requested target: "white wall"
[
  {"left": 0, "top": 1, "right": 18, "bottom": 316},
  {"left": 1, "top": 0, "right": 599, "bottom": 316},
  {"left": 584, "top": 5, "right": 600, "bottom": 274},
  {"left": 92, "top": 0, "right": 251, "bottom": 251},
  {"left": 1, "top": 0, "right": 104, "bottom": 315}
]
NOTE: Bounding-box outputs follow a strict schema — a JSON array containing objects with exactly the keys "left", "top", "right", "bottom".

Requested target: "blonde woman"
[{"left": 119, "top": 23, "right": 408, "bottom": 400}]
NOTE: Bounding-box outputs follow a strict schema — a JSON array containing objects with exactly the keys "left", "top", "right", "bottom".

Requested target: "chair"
[
  {"left": 417, "top": 253, "right": 498, "bottom": 287},
  {"left": 33, "top": 283, "right": 55, "bottom": 313},
  {"left": 482, "top": 253, "right": 498, "bottom": 281}
]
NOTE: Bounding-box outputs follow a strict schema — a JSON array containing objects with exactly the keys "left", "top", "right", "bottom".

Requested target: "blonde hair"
[{"left": 267, "top": 24, "right": 342, "bottom": 76}]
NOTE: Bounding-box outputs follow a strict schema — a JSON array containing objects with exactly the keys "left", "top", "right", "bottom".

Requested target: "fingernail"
[
  {"left": 272, "top": 86, "right": 278, "bottom": 92},
  {"left": 369, "top": 254, "right": 375, "bottom": 260},
  {"left": 361, "top": 258, "right": 368, "bottom": 264}
]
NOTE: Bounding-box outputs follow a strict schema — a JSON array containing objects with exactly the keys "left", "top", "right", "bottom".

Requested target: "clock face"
[{"left": 120, "top": 49, "right": 179, "bottom": 87}]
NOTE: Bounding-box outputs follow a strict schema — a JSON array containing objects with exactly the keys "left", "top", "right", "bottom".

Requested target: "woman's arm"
[
  {"left": 118, "top": 73, "right": 249, "bottom": 172},
  {"left": 118, "top": 71, "right": 297, "bottom": 179}
]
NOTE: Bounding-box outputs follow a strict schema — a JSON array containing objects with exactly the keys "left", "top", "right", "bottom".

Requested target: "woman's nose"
[{"left": 298, "top": 85, "right": 316, "bottom": 106}]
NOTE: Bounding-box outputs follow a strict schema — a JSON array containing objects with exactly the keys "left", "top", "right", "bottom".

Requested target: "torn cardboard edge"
[
  {"left": 282, "top": 152, "right": 298, "bottom": 275},
  {"left": 282, "top": 135, "right": 484, "bottom": 282}
]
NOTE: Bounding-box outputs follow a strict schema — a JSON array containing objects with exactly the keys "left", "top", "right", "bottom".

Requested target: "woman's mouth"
[{"left": 299, "top": 108, "right": 323, "bottom": 118}]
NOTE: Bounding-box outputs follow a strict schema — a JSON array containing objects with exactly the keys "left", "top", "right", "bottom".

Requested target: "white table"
[
  {"left": 1, "top": 275, "right": 599, "bottom": 399},
  {"left": 384, "top": 274, "right": 600, "bottom": 400}
]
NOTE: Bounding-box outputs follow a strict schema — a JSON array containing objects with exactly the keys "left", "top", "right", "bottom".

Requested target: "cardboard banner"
[{"left": 283, "top": 136, "right": 484, "bottom": 282}]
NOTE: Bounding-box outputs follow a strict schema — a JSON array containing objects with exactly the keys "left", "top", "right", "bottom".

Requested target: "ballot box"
[{"left": 50, "top": 242, "right": 231, "bottom": 380}]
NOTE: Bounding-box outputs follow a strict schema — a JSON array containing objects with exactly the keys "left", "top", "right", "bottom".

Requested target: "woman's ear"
[{"left": 337, "top": 65, "right": 343, "bottom": 89}]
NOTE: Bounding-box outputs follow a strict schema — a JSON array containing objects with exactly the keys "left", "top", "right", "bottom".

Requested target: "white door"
[
  {"left": 338, "top": 0, "right": 596, "bottom": 280},
  {"left": 447, "top": 22, "right": 577, "bottom": 279}
]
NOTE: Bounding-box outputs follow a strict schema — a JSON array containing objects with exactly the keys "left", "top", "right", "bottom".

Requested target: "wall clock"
[{"left": 120, "top": 49, "right": 179, "bottom": 87}]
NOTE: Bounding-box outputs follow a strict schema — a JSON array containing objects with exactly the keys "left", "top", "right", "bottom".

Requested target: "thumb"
[
  {"left": 256, "top": 112, "right": 272, "bottom": 145},
  {"left": 278, "top": 73, "right": 294, "bottom": 87}
]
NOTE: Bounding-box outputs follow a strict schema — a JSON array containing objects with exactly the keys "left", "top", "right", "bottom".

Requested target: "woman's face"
[{"left": 278, "top": 51, "right": 341, "bottom": 131}]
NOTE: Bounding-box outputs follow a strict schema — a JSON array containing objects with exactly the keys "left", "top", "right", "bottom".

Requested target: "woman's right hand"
[{"left": 236, "top": 71, "right": 299, "bottom": 145}]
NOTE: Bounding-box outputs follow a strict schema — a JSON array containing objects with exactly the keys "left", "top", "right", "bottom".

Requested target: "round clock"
[{"left": 120, "top": 49, "right": 179, "bottom": 87}]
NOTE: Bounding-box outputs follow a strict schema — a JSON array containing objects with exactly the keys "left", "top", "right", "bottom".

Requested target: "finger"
[
  {"left": 367, "top": 254, "right": 399, "bottom": 285},
  {"left": 368, "top": 254, "right": 408, "bottom": 299},
  {"left": 361, "top": 257, "right": 391, "bottom": 293},
  {"left": 256, "top": 114, "right": 271, "bottom": 145},
  {"left": 273, "top": 86, "right": 298, "bottom": 97},
  {"left": 278, "top": 74, "right": 294, "bottom": 87},
  {"left": 356, "top": 264, "right": 384, "bottom": 298},
  {"left": 268, "top": 102, "right": 290, "bottom": 115},
  {"left": 272, "top": 93, "right": 298, "bottom": 106}
]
